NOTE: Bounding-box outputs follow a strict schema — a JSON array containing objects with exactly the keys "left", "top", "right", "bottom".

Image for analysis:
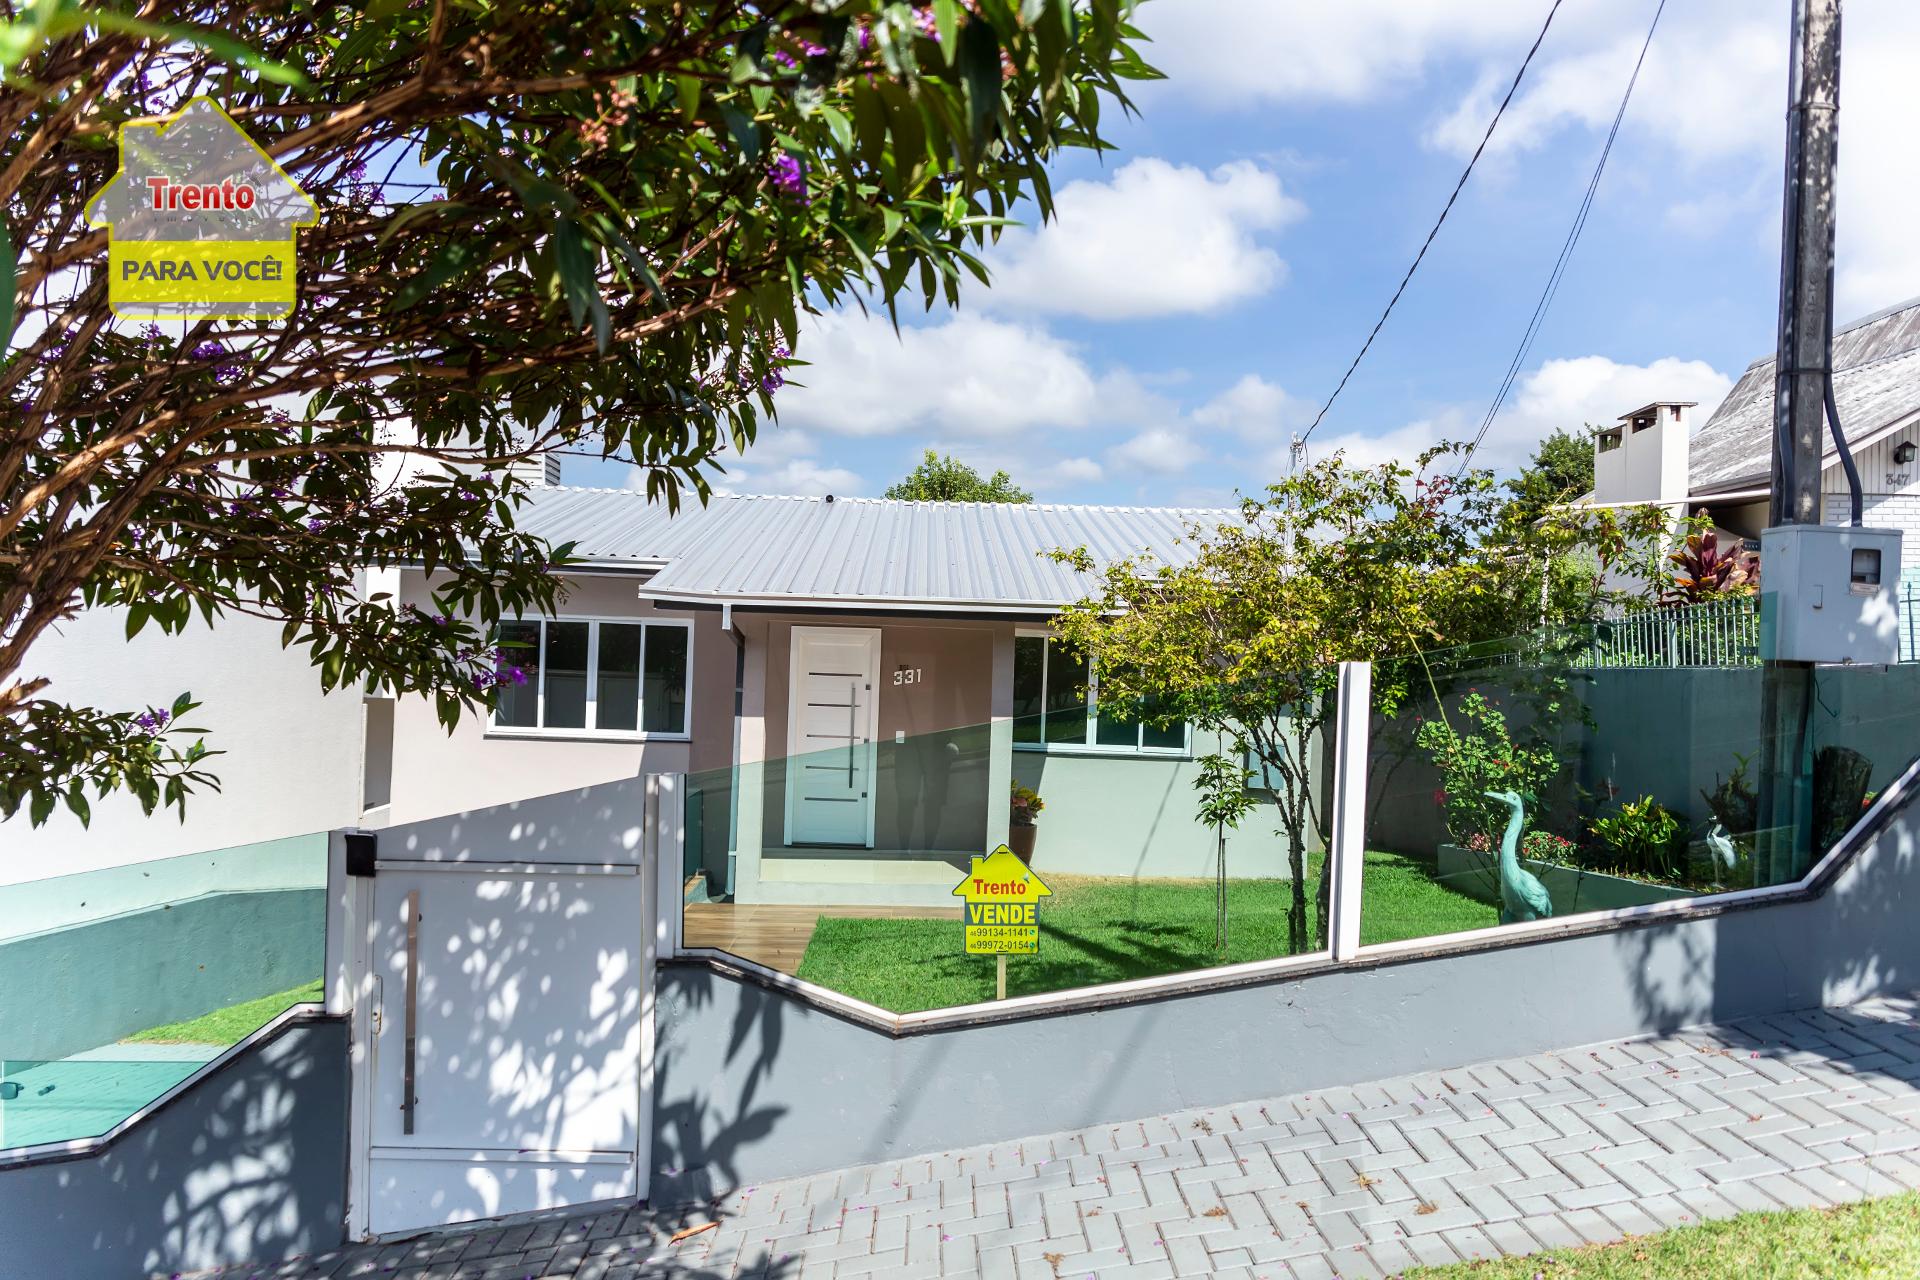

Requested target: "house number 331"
[{"left": 892, "top": 668, "right": 924, "bottom": 686}]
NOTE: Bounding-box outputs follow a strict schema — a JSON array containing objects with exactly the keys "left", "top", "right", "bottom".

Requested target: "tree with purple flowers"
[{"left": 0, "top": 1, "right": 1157, "bottom": 825}]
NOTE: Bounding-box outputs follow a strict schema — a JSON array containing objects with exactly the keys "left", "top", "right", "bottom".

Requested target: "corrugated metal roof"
[
  {"left": 511, "top": 488, "right": 1231, "bottom": 609},
  {"left": 1689, "top": 296, "right": 1920, "bottom": 497}
]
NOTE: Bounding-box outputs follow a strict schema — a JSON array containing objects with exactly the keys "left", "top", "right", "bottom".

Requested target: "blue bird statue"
[{"left": 1486, "top": 789, "right": 1554, "bottom": 924}]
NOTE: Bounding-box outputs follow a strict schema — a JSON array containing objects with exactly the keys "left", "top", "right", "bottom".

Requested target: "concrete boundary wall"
[
  {"left": 0, "top": 1016, "right": 349, "bottom": 1280},
  {"left": 650, "top": 764, "right": 1920, "bottom": 1203}
]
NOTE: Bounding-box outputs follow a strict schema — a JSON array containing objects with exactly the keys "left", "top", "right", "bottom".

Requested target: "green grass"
[
  {"left": 1405, "top": 1192, "right": 1920, "bottom": 1278},
  {"left": 120, "top": 978, "right": 324, "bottom": 1046},
  {"left": 793, "top": 851, "right": 1497, "bottom": 1012}
]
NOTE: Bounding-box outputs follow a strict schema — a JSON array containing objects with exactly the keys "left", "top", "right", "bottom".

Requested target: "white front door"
[
  {"left": 786, "top": 627, "right": 880, "bottom": 846},
  {"left": 362, "top": 864, "right": 644, "bottom": 1235}
]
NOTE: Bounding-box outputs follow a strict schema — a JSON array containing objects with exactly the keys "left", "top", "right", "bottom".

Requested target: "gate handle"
[{"left": 403, "top": 889, "right": 420, "bottom": 1136}]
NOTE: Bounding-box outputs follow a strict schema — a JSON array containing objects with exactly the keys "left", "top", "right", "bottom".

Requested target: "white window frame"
[
  {"left": 1011, "top": 630, "right": 1190, "bottom": 758},
  {"left": 487, "top": 615, "right": 693, "bottom": 741}
]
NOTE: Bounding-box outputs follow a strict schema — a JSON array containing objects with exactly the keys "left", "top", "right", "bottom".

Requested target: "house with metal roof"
[
  {"left": 1586, "top": 296, "right": 1920, "bottom": 576},
  {"left": 365, "top": 488, "right": 1293, "bottom": 907}
]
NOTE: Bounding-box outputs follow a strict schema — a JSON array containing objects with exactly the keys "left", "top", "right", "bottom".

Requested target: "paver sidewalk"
[{"left": 199, "top": 995, "right": 1920, "bottom": 1280}]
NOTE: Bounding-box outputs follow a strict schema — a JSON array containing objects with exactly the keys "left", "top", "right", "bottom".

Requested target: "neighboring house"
[
  {"left": 1587, "top": 296, "right": 1920, "bottom": 589},
  {"left": 368, "top": 487, "right": 1297, "bottom": 906}
]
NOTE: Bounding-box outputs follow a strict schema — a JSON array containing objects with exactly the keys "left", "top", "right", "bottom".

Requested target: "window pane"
[
  {"left": 494, "top": 622, "right": 541, "bottom": 728},
  {"left": 1043, "top": 642, "right": 1088, "bottom": 745},
  {"left": 642, "top": 625, "right": 689, "bottom": 734},
  {"left": 1095, "top": 704, "right": 1141, "bottom": 747},
  {"left": 1141, "top": 717, "right": 1187, "bottom": 751},
  {"left": 545, "top": 621, "right": 589, "bottom": 728},
  {"left": 597, "top": 624, "right": 643, "bottom": 731},
  {"left": 1140, "top": 692, "right": 1185, "bottom": 750},
  {"left": 1012, "top": 637, "right": 1046, "bottom": 744}
]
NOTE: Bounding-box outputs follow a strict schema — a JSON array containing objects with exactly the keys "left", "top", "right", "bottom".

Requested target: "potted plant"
[{"left": 1008, "top": 782, "right": 1044, "bottom": 864}]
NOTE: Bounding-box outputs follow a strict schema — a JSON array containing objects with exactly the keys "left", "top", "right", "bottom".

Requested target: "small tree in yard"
[
  {"left": 0, "top": 1, "right": 1154, "bottom": 825},
  {"left": 1049, "top": 446, "right": 1666, "bottom": 955}
]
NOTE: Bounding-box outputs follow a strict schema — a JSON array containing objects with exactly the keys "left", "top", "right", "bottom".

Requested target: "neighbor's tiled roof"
[
  {"left": 512, "top": 488, "right": 1232, "bottom": 610},
  {"left": 1689, "top": 296, "right": 1920, "bottom": 497}
]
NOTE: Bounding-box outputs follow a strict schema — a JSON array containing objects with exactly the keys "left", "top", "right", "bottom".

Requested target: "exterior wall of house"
[
  {"left": 375, "top": 571, "right": 735, "bottom": 827},
  {"left": 0, "top": 606, "right": 364, "bottom": 885},
  {"left": 1013, "top": 733, "right": 1300, "bottom": 879}
]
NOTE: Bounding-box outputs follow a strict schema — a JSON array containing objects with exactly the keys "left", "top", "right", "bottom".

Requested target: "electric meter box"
[{"left": 1759, "top": 524, "right": 1904, "bottom": 665}]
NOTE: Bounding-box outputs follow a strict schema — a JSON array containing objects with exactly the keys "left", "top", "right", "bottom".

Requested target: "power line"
[
  {"left": 1457, "top": 0, "right": 1669, "bottom": 477},
  {"left": 1298, "top": 0, "right": 1567, "bottom": 447}
]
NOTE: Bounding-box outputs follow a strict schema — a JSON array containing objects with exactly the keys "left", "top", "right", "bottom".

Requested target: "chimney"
[
  {"left": 507, "top": 452, "right": 562, "bottom": 487},
  {"left": 1591, "top": 401, "right": 1695, "bottom": 506}
]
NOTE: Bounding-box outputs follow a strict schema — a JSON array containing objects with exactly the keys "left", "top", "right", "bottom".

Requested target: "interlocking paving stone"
[{"left": 187, "top": 995, "right": 1920, "bottom": 1279}]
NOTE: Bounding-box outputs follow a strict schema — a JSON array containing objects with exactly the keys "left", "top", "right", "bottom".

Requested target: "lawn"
[
  {"left": 792, "top": 851, "right": 1496, "bottom": 1012},
  {"left": 121, "top": 978, "right": 325, "bottom": 1046},
  {"left": 1406, "top": 1192, "right": 1920, "bottom": 1278}
]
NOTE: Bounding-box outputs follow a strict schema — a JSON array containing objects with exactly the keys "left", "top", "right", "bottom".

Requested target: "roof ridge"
[{"left": 533, "top": 486, "right": 1233, "bottom": 514}]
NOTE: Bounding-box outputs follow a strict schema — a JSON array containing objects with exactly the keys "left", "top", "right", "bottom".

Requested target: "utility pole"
[{"left": 1758, "top": 0, "right": 1842, "bottom": 884}]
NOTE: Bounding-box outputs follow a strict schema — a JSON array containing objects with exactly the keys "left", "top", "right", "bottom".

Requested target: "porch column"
[
  {"left": 733, "top": 619, "right": 768, "bottom": 902},
  {"left": 986, "top": 625, "right": 1014, "bottom": 850}
]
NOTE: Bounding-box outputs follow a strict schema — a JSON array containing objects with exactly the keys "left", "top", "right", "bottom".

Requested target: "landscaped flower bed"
[{"left": 1435, "top": 842, "right": 1697, "bottom": 914}]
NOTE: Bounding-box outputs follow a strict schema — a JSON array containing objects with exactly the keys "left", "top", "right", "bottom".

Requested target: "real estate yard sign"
[
  {"left": 85, "top": 97, "right": 318, "bottom": 320},
  {"left": 953, "top": 847, "right": 1050, "bottom": 999}
]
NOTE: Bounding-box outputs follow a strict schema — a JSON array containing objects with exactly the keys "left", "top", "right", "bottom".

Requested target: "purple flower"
[
  {"left": 767, "top": 153, "right": 808, "bottom": 204},
  {"left": 134, "top": 708, "right": 171, "bottom": 734},
  {"left": 306, "top": 517, "right": 327, "bottom": 532},
  {"left": 191, "top": 340, "right": 242, "bottom": 383}
]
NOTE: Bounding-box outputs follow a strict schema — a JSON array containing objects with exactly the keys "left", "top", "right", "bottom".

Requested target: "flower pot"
[{"left": 1008, "top": 823, "right": 1038, "bottom": 864}]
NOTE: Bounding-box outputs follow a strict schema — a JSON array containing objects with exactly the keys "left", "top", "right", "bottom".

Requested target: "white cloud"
[
  {"left": 698, "top": 427, "right": 866, "bottom": 496},
  {"left": 1311, "top": 354, "right": 1734, "bottom": 475},
  {"left": 1138, "top": 0, "right": 1562, "bottom": 107},
  {"left": 777, "top": 310, "right": 1101, "bottom": 438},
  {"left": 981, "top": 159, "right": 1304, "bottom": 319},
  {"left": 1191, "top": 374, "right": 1313, "bottom": 440},
  {"left": 1108, "top": 427, "right": 1202, "bottom": 475}
]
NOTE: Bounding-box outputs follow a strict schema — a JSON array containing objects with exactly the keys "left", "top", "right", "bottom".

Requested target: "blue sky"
[{"left": 581, "top": 0, "right": 1920, "bottom": 506}]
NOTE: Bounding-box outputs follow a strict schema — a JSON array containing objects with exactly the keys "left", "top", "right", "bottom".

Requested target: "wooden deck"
[{"left": 682, "top": 902, "right": 959, "bottom": 974}]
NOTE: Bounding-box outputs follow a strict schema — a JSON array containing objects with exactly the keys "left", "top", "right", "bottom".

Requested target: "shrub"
[
  {"left": 1415, "top": 691, "right": 1559, "bottom": 849},
  {"left": 1588, "top": 795, "right": 1683, "bottom": 881},
  {"left": 1520, "top": 830, "right": 1579, "bottom": 866}
]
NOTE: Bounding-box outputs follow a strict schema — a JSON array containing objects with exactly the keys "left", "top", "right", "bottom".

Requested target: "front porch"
[{"left": 684, "top": 612, "right": 1298, "bottom": 909}]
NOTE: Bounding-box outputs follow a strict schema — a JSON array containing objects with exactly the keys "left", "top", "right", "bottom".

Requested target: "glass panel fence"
[
  {"left": 1359, "top": 624, "right": 1920, "bottom": 948},
  {"left": 0, "top": 833, "right": 326, "bottom": 1151},
  {"left": 679, "top": 694, "right": 1340, "bottom": 1013}
]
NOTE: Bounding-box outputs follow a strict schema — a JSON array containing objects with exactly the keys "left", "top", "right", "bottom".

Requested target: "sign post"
[{"left": 952, "top": 846, "right": 1051, "bottom": 1000}]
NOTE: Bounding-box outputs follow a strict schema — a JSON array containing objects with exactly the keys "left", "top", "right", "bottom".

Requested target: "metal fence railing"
[
  {"left": 1585, "top": 596, "right": 1763, "bottom": 669},
  {"left": 1417, "top": 590, "right": 1920, "bottom": 675}
]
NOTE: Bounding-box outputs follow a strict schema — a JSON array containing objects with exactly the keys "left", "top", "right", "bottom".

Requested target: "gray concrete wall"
[
  {"left": 650, "top": 781, "right": 1919, "bottom": 1203},
  {"left": 0, "top": 1018, "right": 349, "bottom": 1280},
  {"left": 4, "top": 886, "right": 323, "bottom": 1060}
]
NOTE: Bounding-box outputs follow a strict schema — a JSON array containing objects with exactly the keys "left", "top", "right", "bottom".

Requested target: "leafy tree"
[
  {"left": 1049, "top": 445, "right": 1666, "bottom": 954},
  {"left": 0, "top": 1, "right": 1155, "bottom": 824},
  {"left": 1503, "top": 426, "right": 1595, "bottom": 526},
  {"left": 884, "top": 449, "right": 1032, "bottom": 502}
]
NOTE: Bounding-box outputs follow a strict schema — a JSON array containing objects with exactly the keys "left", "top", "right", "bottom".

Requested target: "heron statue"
[{"left": 1486, "top": 789, "right": 1553, "bottom": 924}]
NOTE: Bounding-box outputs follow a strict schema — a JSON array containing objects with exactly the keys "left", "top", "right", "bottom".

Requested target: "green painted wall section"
[
  {"left": 1010, "top": 734, "right": 1314, "bottom": 880},
  {"left": 0, "top": 887, "right": 323, "bottom": 1061},
  {"left": 0, "top": 832, "right": 325, "bottom": 942}
]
